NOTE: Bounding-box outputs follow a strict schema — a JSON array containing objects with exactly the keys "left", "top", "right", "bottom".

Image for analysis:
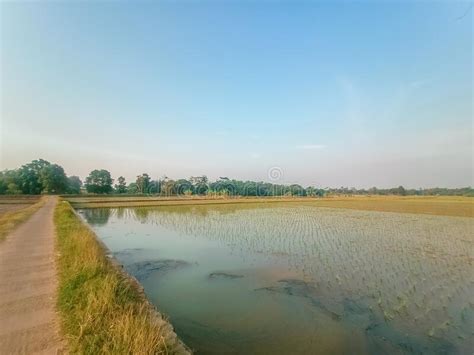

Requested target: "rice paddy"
[{"left": 79, "top": 202, "right": 474, "bottom": 354}]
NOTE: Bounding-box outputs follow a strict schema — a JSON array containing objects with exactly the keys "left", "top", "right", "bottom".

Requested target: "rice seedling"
[{"left": 78, "top": 202, "right": 474, "bottom": 353}]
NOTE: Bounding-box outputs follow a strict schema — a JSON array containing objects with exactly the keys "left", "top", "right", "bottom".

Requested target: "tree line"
[
  {"left": 0, "top": 159, "right": 81, "bottom": 195},
  {"left": 0, "top": 159, "right": 472, "bottom": 197}
]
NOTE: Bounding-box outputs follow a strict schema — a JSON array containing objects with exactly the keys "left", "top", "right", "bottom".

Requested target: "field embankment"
[
  {"left": 54, "top": 200, "right": 189, "bottom": 354},
  {"left": 66, "top": 195, "right": 473, "bottom": 218},
  {"left": 0, "top": 196, "right": 45, "bottom": 241},
  {"left": 0, "top": 196, "right": 63, "bottom": 354}
]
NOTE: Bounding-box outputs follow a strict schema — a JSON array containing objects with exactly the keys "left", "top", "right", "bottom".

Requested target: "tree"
[
  {"left": 85, "top": 169, "right": 113, "bottom": 194},
  {"left": 0, "top": 170, "right": 20, "bottom": 194},
  {"left": 127, "top": 182, "right": 138, "bottom": 194},
  {"left": 389, "top": 185, "right": 406, "bottom": 196},
  {"left": 306, "top": 186, "right": 317, "bottom": 196},
  {"left": 190, "top": 176, "right": 209, "bottom": 195},
  {"left": 39, "top": 164, "right": 68, "bottom": 193},
  {"left": 396, "top": 185, "right": 406, "bottom": 196},
  {"left": 148, "top": 180, "right": 161, "bottom": 194},
  {"left": 0, "top": 173, "right": 7, "bottom": 195},
  {"left": 243, "top": 181, "right": 257, "bottom": 196},
  {"left": 18, "top": 159, "right": 51, "bottom": 194},
  {"left": 67, "top": 176, "right": 82, "bottom": 194},
  {"left": 136, "top": 173, "right": 151, "bottom": 194},
  {"left": 115, "top": 176, "right": 127, "bottom": 194},
  {"left": 175, "top": 179, "right": 193, "bottom": 195},
  {"left": 211, "top": 177, "right": 236, "bottom": 196},
  {"left": 288, "top": 184, "right": 306, "bottom": 196},
  {"left": 7, "top": 182, "right": 22, "bottom": 194},
  {"left": 368, "top": 187, "right": 378, "bottom": 195},
  {"left": 161, "top": 179, "right": 176, "bottom": 196}
]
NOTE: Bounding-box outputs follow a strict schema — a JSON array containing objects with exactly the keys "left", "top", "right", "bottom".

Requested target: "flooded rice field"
[{"left": 79, "top": 203, "right": 474, "bottom": 354}]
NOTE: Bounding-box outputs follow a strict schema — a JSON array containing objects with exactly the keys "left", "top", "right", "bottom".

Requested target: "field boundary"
[
  {"left": 55, "top": 200, "right": 190, "bottom": 354},
  {"left": 0, "top": 196, "right": 46, "bottom": 241},
  {"left": 67, "top": 196, "right": 474, "bottom": 218}
]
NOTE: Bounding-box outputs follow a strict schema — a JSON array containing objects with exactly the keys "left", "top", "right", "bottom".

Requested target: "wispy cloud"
[
  {"left": 409, "top": 80, "right": 426, "bottom": 89},
  {"left": 295, "top": 144, "right": 326, "bottom": 150}
]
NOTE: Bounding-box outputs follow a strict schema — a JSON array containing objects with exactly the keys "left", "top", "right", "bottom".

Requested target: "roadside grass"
[
  {"left": 54, "top": 201, "right": 188, "bottom": 354},
  {"left": 0, "top": 197, "right": 45, "bottom": 241},
  {"left": 66, "top": 195, "right": 473, "bottom": 218}
]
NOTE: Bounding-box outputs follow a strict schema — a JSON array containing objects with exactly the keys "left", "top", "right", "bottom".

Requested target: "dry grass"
[
  {"left": 0, "top": 195, "right": 41, "bottom": 203},
  {"left": 66, "top": 195, "right": 473, "bottom": 218},
  {"left": 54, "top": 201, "right": 189, "bottom": 354},
  {"left": 0, "top": 197, "right": 45, "bottom": 241},
  {"left": 299, "top": 196, "right": 474, "bottom": 218}
]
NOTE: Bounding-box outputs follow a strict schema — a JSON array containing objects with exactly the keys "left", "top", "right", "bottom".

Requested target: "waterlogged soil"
[{"left": 79, "top": 203, "right": 474, "bottom": 354}]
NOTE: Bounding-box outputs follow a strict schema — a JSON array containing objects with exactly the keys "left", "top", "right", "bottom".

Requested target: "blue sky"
[{"left": 1, "top": 1, "right": 472, "bottom": 188}]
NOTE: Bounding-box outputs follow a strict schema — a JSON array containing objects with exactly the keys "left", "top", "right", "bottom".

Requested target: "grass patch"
[
  {"left": 0, "top": 197, "right": 45, "bottom": 241},
  {"left": 54, "top": 201, "right": 188, "bottom": 354}
]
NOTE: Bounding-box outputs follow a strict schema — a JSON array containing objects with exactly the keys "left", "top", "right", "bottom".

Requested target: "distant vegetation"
[
  {"left": 0, "top": 159, "right": 81, "bottom": 195},
  {"left": 1, "top": 159, "right": 472, "bottom": 197}
]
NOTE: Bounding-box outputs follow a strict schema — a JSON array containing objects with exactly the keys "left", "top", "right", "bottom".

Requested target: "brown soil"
[{"left": 0, "top": 196, "right": 65, "bottom": 354}]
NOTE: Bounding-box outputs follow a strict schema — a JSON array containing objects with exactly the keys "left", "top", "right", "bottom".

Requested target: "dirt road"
[{"left": 0, "top": 196, "right": 64, "bottom": 354}]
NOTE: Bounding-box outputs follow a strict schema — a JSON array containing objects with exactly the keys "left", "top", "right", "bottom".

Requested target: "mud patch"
[
  {"left": 124, "top": 259, "right": 190, "bottom": 281},
  {"left": 255, "top": 279, "right": 343, "bottom": 320},
  {"left": 255, "top": 279, "right": 456, "bottom": 354},
  {"left": 113, "top": 248, "right": 146, "bottom": 260},
  {"left": 209, "top": 272, "right": 244, "bottom": 279}
]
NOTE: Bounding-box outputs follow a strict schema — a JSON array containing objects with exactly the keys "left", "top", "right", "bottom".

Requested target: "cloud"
[
  {"left": 250, "top": 152, "right": 261, "bottom": 159},
  {"left": 409, "top": 80, "right": 426, "bottom": 89},
  {"left": 295, "top": 144, "right": 326, "bottom": 150}
]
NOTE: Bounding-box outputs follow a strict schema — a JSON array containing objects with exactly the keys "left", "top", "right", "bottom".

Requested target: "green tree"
[
  {"left": 0, "top": 170, "right": 20, "bottom": 194},
  {"left": 7, "top": 182, "right": 22, "bottom": 194},
  {"left": 190, "top": 176, "right": 208, "bottom": 195},
  {"left": 243, "top": 181, "right": 257, "bottom": 196},
  {"left": 175, "top": 179, "right": 193, "bottom": 195},
  {"left": 288, "top": 184, "right": 306, "bottom": 196},
  {"left": 67, "top": 176, "right": 82, "bottom": 194},
  {"left": 0, "top": 173, "right": 6, "bottom": 195},
  {"left": 127, "top": 182, "right": 138, "bottom": 194},
  {"left": 85, "top": 169, "right": 113, "bottom": 194},
  {"left": 39, "top": 164, "right": 68, "bottom": 193},
  {"left": 18, "top": 159, "right": 51, "bottom": 194},
  {"left": 148, "top": 180, "right": 161, "bottom": 194},
  {"left": 211, "top": 177, "right": 236, "bottom": 196},
  {"left": 115, "top": 176, "right": 127, "bottom": 193}
]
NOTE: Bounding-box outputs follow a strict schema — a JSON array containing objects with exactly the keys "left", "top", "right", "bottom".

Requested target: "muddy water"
[{"left": 78, "top": 204, "right": 474, "bottom": 354}]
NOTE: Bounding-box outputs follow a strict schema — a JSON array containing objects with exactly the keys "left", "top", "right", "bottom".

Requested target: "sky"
[{"left": 1, "top": 1, "right": 472, "bottom": 188}]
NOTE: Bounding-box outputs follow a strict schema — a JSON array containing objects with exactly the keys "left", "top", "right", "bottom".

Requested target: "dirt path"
[{"left": 0, "top": 196, "right": 64, "bottom": 354}]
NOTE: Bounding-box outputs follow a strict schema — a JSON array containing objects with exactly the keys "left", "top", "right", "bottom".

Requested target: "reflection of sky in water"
[{"left": 79, "top": 204, "right": 474, "bottom": 354}]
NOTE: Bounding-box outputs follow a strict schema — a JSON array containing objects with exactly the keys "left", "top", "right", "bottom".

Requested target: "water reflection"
[
  {"left": 81, "top": 208, "right": 111, "bottom": 226},
  {"left": 81, "top": 204, "right": 474, "bottom": 354}
]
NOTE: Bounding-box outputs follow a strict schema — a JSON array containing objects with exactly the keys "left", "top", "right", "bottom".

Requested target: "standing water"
[{"left": 79, "top": 203, "right": 474, "bottom": 354}]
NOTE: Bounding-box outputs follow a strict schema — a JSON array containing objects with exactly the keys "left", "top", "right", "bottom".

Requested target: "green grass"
[
  {"left": 0, "top": 197, "right": 45, "bottom": 241},
  {"left": 54, "top": 200, "right": 188, "bottom": 354}
]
